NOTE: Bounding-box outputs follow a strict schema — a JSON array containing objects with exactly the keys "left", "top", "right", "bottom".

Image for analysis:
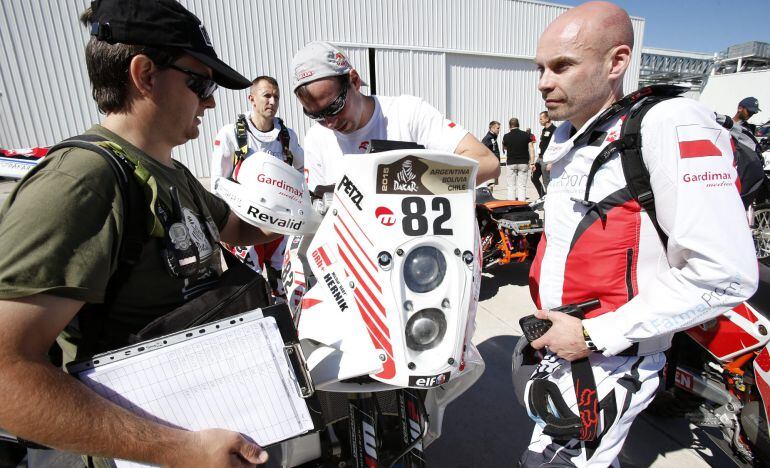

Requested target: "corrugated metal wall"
[{"left": 0, "top": 0, "right": 644, "bottom": 177}]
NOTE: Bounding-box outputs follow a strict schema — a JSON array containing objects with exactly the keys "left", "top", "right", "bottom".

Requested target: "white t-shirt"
[
  {"left": 303, "top": 95, "right": 468, "bottom": 191},
  {"left": 210, "top": 114, "right": 304, "bottom": 190}
]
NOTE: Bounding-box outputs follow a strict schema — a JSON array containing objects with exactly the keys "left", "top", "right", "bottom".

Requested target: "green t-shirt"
[{"left": 0, "top": 125, "right": 230, "bottom": 354}]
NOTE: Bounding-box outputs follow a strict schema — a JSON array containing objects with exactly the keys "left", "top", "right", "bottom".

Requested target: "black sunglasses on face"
[
  {"left": 167, "top": 64, "right": 218, "bottom": 100},
  {"left": 303, "top": 82, "right": 349, "bottom": 121}
]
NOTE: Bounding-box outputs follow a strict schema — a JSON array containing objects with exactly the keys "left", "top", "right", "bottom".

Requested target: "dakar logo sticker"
[
  {"left": 376, "top": 156, "right": 429, "bottom": 194},
  {"left": 395, "top": 160, "right": 419, "bottom": 192},
  {"left": 376, "top": 157, "right": 471, "bottom": 195},
  {"left": 375, "top": 206, "right": 396, "bottom": 226}
]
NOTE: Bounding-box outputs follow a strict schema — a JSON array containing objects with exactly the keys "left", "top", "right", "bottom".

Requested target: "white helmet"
[{"left": 213, "top": 152, "right": 321, "bottom": 235}]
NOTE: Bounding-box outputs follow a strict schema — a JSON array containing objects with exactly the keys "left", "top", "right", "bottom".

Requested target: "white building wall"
[
  {"left": 699, "top": 70, "right": 770, "bottom": 126},
  {"left": 0, "top": 0, "right": 645, "bottom": 177}
]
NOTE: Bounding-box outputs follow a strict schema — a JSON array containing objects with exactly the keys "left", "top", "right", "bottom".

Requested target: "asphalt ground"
[{"left": 1, "top": 173, "right": 769, "bottom": 466}]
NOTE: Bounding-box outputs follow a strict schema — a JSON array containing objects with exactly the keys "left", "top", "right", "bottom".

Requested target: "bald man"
[{"left": 521, "top": 2, "right": 757, "bottom": 466}]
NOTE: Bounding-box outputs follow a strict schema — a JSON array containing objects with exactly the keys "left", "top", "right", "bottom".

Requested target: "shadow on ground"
[
  {"left": 479, "top": 262, "right": 531, "bottom": 302},
  {"left": 426, "top": 335, "right": 531, "bottom": 467},
  {"left": 425, "top": 333, "right": 745, "bottom": 467}
]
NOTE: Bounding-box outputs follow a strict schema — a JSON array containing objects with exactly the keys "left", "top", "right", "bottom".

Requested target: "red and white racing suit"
[{"left": 521, "top": 97, "right": 758, "bottom": 467}]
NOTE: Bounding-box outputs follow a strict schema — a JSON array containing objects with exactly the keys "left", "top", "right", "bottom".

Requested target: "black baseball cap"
[
  {"left": 739, "top": 97, "right": 761, "bottom": 114},
  {"left": 89, "top": 0, "right": 251, "bottom": 90}
]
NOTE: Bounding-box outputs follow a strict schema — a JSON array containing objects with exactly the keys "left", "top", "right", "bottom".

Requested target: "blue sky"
[{"left": 553, "top": 0, "right": 770, "bottom": 54}]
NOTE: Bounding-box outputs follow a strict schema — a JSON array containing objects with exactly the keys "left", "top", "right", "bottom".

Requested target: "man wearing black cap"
[
  {"left": 0, "top": 1, "right": 272, "bottom": 466},
  {"left": 734, "top": 96, "right": 761, "bottom": 135}
]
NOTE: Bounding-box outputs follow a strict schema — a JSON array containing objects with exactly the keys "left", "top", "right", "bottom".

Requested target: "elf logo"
[
  {"left": 375, "top": 206, "right": 396, "bottom": 226},
  {"left": 408, "top": 372, "right": 450, "bottom": 388}
]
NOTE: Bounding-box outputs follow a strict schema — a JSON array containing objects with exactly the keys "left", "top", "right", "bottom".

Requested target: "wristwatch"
[{"left": 582, "top": 324, "right": 599, "bottom": 352}]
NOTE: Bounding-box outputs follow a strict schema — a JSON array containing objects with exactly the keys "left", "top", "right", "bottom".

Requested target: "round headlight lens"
[
  {"left": 405, "top": 308, "right": 447, "bottom": 351},
  {"left": 403, "top": 246, "right": 447, "bottom": 293}
]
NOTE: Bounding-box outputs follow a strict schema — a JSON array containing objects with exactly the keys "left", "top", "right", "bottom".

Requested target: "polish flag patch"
[
  {"left": 214, "top": 139, "right": 221, "bottom": 146},
  {"left": 676, "top": 125, "right": 722, "bottom": 159},
  {"left": 448, "top": 122, "right": 456, "bottom": 128}
]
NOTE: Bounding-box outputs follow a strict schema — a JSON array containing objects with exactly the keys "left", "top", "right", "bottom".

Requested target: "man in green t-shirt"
[{"left": 0, "top": 0, "right": 273, "bottom": 466}]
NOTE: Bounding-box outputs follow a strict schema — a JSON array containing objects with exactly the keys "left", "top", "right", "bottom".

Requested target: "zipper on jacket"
[{"left": 625, "top": 248, "right": 635, "bottom": 300}]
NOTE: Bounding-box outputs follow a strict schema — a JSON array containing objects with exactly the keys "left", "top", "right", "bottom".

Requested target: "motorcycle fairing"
[
  {"left": 296, "top": 237, "right": 384, "bottom": 382},
  {"left": 298, "top": 150, "right": 482, "bottom": 389},
  {"left": 753, "top": 347, "right": 770, "bottom": 437},
  {"left": 686, "top": 302, "right": 770, "bottom": 361}
]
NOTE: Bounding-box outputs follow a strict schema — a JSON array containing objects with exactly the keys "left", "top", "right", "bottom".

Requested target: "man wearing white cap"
[{"left": 291, "top": 41, "right": 500, "bottom": 192}]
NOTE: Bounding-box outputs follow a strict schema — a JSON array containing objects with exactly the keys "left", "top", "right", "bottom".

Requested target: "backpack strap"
[
  {"left": 574, "top": 86, "right": 688, "bottom": 247},
  {"left": 230, "top": 113, "right": 249, "bottom": 179},
  {"left": 276, "top": 117, "right": 295, "bottom": 167},
  {"left": 47, "top": 134, "right": 149, "bottom": 356},
  {"left": 48, "top": 135, "right": 147, "bottom": 270},
  {"left": 617, "top": 96, "right": 671, "bottom": 247}
]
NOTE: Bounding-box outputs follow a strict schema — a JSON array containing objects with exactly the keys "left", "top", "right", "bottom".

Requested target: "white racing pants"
[{"left": 519, "top": 352, "right": 665, "bottom": 467}]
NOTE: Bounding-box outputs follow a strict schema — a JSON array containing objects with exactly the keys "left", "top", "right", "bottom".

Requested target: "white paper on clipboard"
[{"left": 69, "top": 310, "right": 314, "bottom": 468}]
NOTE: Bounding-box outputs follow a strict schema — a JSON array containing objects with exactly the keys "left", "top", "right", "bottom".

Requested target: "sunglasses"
[
  {"left": 168, "top": 64, "right": 219, "bottom": 101},
  {"left": 303, "top": 82, "right": 348, "bottom": 121}
]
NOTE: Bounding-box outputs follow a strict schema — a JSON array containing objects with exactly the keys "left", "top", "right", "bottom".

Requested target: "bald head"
[
  {"left": 535, "top": 1, "right": 634, "bottom": 129},
  {"left": 544, "top": 1, "right": 633, "bottom": 55}
]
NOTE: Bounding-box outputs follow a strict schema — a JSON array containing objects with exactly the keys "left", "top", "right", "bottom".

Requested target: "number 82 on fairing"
[{"left": 401, "top": 196, "right": 454, "bottom": 236}]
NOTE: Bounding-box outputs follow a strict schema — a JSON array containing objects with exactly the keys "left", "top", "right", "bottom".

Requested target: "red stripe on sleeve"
[{"left": 678, "top": 140, "right": 722, "bottom": 158}]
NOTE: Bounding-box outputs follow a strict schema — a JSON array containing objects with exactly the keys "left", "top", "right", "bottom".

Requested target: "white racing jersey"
[
  {"left": 211, "top": 114, "right": 304, "bottom": 184},
  {"left": 303, "top": 95, "right": 468, "bottom": 191},
  {"left": 530, "top": 97, "right": 759, "bottom": 356}
]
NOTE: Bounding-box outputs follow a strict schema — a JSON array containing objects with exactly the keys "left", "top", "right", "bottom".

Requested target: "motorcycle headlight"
[
  {"left": 405, "top": 308, "right": 447, "bottom": 351},
  {"left": 403, "top": 246, "right": 447, "bottom": 293}
]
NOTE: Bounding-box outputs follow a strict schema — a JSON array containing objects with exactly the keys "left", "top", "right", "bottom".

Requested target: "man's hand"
[
  {"left": 168, "top": 429, "right": 268, "bottom": 467},
  {"left": 455, "top": 133, "right": 501, "bottom": 183},
  {"left": 529, "top": 309, "right": 591, "bottom": 362},
  {"left": 220, "top": 212, "right": 281, "bottom": 246}
]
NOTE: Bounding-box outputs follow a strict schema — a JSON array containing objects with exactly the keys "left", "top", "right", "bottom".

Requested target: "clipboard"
[{"left": 66, "top": 303, "right": 323, "bottom": 457}]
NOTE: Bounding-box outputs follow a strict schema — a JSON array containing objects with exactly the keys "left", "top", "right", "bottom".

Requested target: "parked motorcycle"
[
  {"left": 280, "top": 147, "right": 485, "bottom": 467},
  {"left": 750, "top": 140, "right": 770, "bottom": 264},
  {"left": 475, "top": 185, "right": 543, "bottom": 270},
  {"left": 648, "top": 302, "right": 770, "bottom": 465},
  {"left": 751, "top": 201, "right": 770, "bottom": 264},
  {"left": 0, "top": 146, "right": 48, "bottom": 179}
]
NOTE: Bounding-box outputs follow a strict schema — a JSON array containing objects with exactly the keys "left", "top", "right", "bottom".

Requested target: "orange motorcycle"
[{"left": 475, "top": 186, "right": 543, "bottom": 270}]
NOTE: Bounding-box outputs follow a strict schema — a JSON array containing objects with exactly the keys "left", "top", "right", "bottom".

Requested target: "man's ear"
[
  {"left": 607, "top": 44, "right": 631, "bottom": 81},
  {"left": 128, "top": 54, "right": 156, "bottom": 97},
  {"left": 349, "top": 69, "right": 362, "bottom": 91}
]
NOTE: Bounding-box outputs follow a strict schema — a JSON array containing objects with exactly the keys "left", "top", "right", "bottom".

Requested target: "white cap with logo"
[{"left": 291, "top": 41, "right": 368, "bottom": 92}]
